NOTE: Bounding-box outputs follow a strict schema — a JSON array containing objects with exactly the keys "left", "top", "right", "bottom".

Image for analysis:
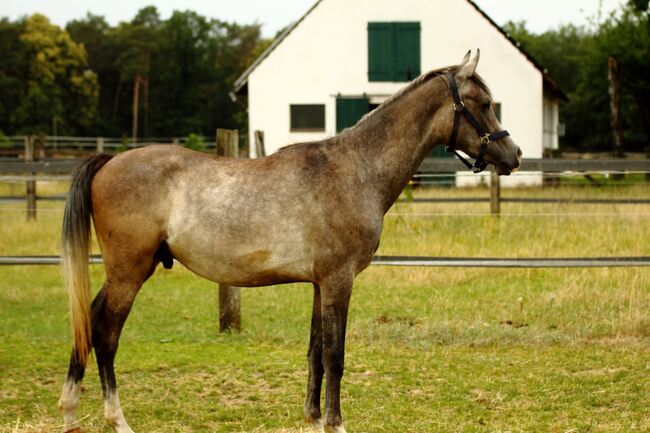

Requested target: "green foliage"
[
  {"left": 505, "top": 2, "right": 649, "bottom": 152},
  {"left": 8, "top": 14, "right": 98, "bottom": 135},
  {"left": 0, "top": 129, "right": 10, "bottom": 148},
  {"left": 630, "top": 0, "right": 649, "bottom": 12},
  {"left": 66, "top": 7, "right": 263, "bottom": 138},
  {"left": 183, "top": 133, "right": 206, "bottom": 151}
]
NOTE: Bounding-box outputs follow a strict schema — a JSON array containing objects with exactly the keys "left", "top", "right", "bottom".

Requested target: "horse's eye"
[{"left": 482, "top": 101, "right": 491, "bottom": 110}]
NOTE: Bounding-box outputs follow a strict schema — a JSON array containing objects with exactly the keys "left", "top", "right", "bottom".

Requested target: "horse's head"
[{"left": 443, "top": 50, "right": 522, "bottom": 175}]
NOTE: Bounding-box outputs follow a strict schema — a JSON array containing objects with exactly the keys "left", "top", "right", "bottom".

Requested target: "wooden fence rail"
[
  {"left": 3, "top": 158, "right": 649, "bottom": 175},
  {"left": 1, "top": 157, "right": 649, "bottom": 220}
]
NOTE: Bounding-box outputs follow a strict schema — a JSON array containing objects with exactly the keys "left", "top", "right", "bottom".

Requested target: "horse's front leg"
[
  {"left": 320, "top": 275, "right": 352, "bottom": 433},
  {"left": 305, "top": 283, "right": 325, "bottom": 430}
]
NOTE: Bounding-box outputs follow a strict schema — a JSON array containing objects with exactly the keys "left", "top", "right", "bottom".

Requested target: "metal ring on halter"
[{"left": 480, "top": 133, "right": 491, "bottom": 145}]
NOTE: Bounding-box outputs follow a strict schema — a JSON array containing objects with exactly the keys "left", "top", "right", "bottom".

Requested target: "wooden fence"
[
  {"left": 1, "top": 140, "right": 649, "bottom": 333},
  {"left": 1, "top": 156, "right": 649, "bottom": 220}
]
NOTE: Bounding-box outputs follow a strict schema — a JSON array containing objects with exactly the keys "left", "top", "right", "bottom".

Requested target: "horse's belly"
[{"left": 166, "top": 232, "right": 314, "bottom": 287}]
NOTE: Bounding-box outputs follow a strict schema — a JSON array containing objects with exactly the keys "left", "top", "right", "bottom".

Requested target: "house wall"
[
  {"left": 543, "top": 92, "right": 560, "bottom": 151},
  {"left": 247, "top": 0, "right": 545, "bottom": 165}
]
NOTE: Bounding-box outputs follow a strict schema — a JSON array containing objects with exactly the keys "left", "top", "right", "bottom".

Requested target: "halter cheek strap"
[{"left": 444, "top": 72, "right": 510, "bottom": 173}]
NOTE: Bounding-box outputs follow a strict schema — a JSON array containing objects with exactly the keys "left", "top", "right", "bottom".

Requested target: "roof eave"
[
  {"left": 233, "top": 0, "right": 324, "bottom": 93},
  {"left": 465, "top": 0, "right": 568, "bottom": 101}
]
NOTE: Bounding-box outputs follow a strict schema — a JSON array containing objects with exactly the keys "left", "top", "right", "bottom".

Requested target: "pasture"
[{"left": 1, "top": 179, "right": 649, "bottom": 432}]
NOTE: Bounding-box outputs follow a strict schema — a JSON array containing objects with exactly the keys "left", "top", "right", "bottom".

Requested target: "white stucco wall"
[{"left": 246, "top": 0, "right": 545, "bottom": 167}]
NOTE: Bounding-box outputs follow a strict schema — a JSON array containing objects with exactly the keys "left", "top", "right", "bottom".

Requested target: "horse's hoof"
[
  {"left": 304, "top": 415, "right": 324, "bottom": 432},
  {"left": 324, "top": 424, "right": 347, "bottom": 433}
]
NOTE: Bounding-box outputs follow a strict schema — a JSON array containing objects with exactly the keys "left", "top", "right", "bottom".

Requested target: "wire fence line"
[
  {"left": 2, "top": 255, "right": 650, "bottom": 268},
  {"left": 0, "top": 206, "right": 649, "bottom": 218}
]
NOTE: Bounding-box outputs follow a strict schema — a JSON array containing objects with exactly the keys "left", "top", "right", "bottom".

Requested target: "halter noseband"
[{"left": 444, "top": 72, "right": 510, "bottom": 173}]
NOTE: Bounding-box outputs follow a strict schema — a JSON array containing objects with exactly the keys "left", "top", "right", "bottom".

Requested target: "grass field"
[{"left": 1, "top": 178, "right": 649, "bottom": 433}]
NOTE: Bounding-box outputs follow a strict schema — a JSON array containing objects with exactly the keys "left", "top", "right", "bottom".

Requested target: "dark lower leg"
[
  {"left": 92, "top": 284, "right": 136, "bottom": 433},
  {"left": 321, "top": 288, "right": 351, "bottom": 432},
  {"left": 304, "top": 284, "right": 324, "bottom": 424}
]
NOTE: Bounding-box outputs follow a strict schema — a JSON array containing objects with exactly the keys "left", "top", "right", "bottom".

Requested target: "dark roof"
[{"left": 234, "top": 0, "right": 567, "bottom": 100}]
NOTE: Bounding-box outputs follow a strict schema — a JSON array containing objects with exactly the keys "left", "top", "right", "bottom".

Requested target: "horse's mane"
[
  {"left": 277, "top": 65, "right": 491, "bottom": 153},
  {"left": 356, "top": 65, "right": 491, "bottom": 125}
]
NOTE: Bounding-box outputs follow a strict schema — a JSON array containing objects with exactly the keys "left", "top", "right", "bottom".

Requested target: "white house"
[{"left": 234, "top": 0, "right": 565, "bottom": 185}]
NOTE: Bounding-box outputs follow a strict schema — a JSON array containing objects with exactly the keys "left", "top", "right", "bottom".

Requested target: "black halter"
[{"left": 444, "top": 72, "right": 510, "bottom": 173}]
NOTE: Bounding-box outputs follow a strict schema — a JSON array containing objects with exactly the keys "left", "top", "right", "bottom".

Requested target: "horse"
[{"left": 58, "top": 50, "right": 521, "bottom": 433}]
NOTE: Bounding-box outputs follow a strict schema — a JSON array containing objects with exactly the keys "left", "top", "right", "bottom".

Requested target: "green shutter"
[
  {"left": 368, "top": 22, "right": 395, "bottom": 82},
  {"left": 395, "top": 22, "right": 421, "bottom": 81},
  {"left": 369, "top": 22, "right": 421, "bottom": 82},
  {"left": 336, "top": 97, "right": 370, "bottom": 132}
]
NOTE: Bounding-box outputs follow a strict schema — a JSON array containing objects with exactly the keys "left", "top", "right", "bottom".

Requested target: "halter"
[{"left": 444, "top": 72, "right": 510, "bottom": 173}]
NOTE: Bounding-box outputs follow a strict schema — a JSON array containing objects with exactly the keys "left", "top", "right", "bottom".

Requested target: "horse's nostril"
[{"left": 517, "top": 147, "right": 522, "bottom": 157}]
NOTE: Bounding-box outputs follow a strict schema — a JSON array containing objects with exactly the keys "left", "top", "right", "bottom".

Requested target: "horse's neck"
[{"left": 342, "top": 77, "right": 448, "bottom": 212}]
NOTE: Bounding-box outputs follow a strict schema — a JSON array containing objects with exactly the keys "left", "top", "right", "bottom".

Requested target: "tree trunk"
[{"left": 608, "top": 57, "right": 624, "bottom": 158}]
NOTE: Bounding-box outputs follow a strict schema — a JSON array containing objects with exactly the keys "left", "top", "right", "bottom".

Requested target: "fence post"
[
  {"left": 490, "top": 169, "right": 500, "bottom": 216},
  {"left": 96, "top": 137, "right": 105, "bottom": 154},
  {"left": 215, "top": 128, "right": 241, "bottom": 332},
  {"left": 38, "top": 132, "right": 46, "bottom": 159},
  {"left": 254, "top": 130, "right": 266, "bottom": 158},
  {"left": 645, "top": 147, "right": 650, "bottom": 183},
  {"left": 24, "top": 136, "right": 36, "bottom": 221}
]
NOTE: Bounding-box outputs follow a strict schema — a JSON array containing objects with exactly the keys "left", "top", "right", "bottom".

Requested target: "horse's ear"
[
  {"left": 456, "top": 49, "right": 480, "bottom": 85},
  {"left": 459, "top": 50, "right": 471, "bottom": 68}
]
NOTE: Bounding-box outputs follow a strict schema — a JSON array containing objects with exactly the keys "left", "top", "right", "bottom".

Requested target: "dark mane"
[{"left": 356, "top": 65, "right": 491, "bottom": 126}]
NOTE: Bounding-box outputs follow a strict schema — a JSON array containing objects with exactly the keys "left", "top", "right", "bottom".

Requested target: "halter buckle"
[
  {"left": 480, "top": 133, "right": 491, "bottom": 145},
  {"left": 454, "top": 101, "right": 465, "bottom": 112}
]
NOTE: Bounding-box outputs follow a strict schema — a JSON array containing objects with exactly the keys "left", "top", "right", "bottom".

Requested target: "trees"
[
  {"left": 65, "top": 7, "right": 263, "bottom": 138},
  {"left": 505, "top": 2, "right": 649, "bottom": 152},
  {"left": 0, "top": 15, "right": 98, "bottom": 136}
]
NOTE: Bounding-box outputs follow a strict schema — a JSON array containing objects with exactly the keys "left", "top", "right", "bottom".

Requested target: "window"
[
  {"left": 368, "top": 22, "right": 421, "bottom": 82},
  {"left": 290, "top": 104, "right": 325, "bottom": 132}
]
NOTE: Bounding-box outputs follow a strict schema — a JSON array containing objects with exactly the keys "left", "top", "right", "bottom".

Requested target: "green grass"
[{"left": 1, "top": 181, "right": 649, "bottom": 432}]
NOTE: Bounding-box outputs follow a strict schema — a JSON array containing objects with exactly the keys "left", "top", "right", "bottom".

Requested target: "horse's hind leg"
[
  {"left": 59, "top": 283, "right": 116, "bottom": 432},
  {"left": 304, "top": 283, "right": 324, "bottom": 431},
  {"left": 93, "top": 253, "right": 158, "bottom": 433},
  {"left": 59, "top": 348, "right": 88, "bottom": 432}
]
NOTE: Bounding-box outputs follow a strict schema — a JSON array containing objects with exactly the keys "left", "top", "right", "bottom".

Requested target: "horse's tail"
[{"left": 61, "top": 154, "right": 113, "bottom": 366}]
